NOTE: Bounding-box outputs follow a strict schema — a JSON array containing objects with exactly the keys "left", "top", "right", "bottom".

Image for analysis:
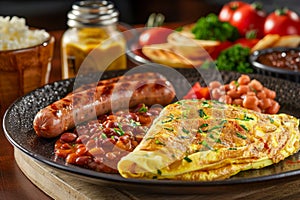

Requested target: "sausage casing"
[{"left": 33, "top": 73, "right": 176, "bottom": 138}]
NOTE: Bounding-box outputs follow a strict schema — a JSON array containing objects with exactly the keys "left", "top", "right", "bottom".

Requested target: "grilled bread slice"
[{"left": 142, "top": 43, "right": 205, "bottom": 68}]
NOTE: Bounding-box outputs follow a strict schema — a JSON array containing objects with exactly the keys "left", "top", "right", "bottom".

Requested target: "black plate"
[{"left": 3, "top": 67, "right": 300, "bottom": 194}]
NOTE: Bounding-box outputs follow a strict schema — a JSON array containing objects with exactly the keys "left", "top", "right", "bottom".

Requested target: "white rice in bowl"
[{"left": 0, "top": 16, "right": 50, "bottom": 50}]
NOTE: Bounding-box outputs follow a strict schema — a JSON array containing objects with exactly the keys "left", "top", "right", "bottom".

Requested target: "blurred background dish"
[
  {"left": 249, "top": 47, "right": 300, "bottom": 83},
  {"left": 0, "top": 16, "right": 55, "bottom": 108}
]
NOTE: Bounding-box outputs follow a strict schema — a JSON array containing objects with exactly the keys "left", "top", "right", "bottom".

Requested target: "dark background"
[{"left": 0, "top": 0, "right": 299, "bottom": 31}]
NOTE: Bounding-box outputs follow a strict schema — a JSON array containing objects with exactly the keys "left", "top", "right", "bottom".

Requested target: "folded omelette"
[{"left": 117, "top": 99, "right": 300, "bottom": 181}]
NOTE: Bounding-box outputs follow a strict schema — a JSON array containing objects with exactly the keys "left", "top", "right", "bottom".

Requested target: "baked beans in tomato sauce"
[
  {"left": 54, "top": 103, "right": 162, "bottom": 173},
  {"left": 257, "top": 49, "right": 300, "bottom": 71}
]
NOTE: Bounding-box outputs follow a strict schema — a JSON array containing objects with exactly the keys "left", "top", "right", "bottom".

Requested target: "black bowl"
[{"left": 249, "top": 47, "right": 300, "bottom": 83}]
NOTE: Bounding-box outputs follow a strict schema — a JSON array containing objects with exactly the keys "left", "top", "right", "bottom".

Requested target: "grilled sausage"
[
  {"left": 71, "top": 72, "right": 166, "bottom": 94},
  {"left": 33, "top": 74, "right": 176, "bottom": 138}
]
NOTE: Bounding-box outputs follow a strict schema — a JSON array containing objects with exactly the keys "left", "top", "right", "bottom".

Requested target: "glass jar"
[{"left": 61, "top": 0, "right": 127, "bottom": 79}]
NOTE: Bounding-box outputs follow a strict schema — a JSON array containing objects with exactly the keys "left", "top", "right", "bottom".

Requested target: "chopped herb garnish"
[
  {"left": 198, "top": 109, "right": 207, "bottom": 118},
  {"left": 239, "top": 124, "right": 249, "bottom": 131},
  {"left": 228, "top": 147, "right": 237, "bottom": 150},
  {"left": 138, "top": 104, "right": 148, "bottom": 113},
  {"left": 243, "top": 114, "right": 254, "bottom": 121},
  {"left": 198, "top": 128, "right": 203, "bottom": 133},
  {"left": 201, "top": 101, "right": 212, "bottom": 108},
  {"left": 146, "top": 136, "right": 155, "bottom": 140},
  {"left": 114, "top": 123, "right": 125, "bottom": 136},
  {"left": 268, "top": 116, "right": 274, "bottom": 123},
  {"left": 101, "top": 133, "right": 107, "bottom": 139},
  {"left": 130, "top": 119, "right": 141, "bottom": 127},
  {"left": 207, "top": 125, "right": 223, "bottom": 132},
  {"left": 179, "top": 135, "right": 190, "bottom": 139},
  {"left": 215, "top": 138, "right": 222, "bottom": 143},
  {"left": 182, "top": 127, "right": 190, "bottom": 134},
  {"left": 164, "top": 127, "right": 174, "bottom": 131},
  {"left": 208, "top": 134, "right": 221, "bottom": 144},
  {"left": 175, "top": 101, "right": 183, "bottom": 105},
  {"left": 200, "top": 140, "right": 213, "bottom": 150},
  {"left": 184, "top": 156, "right": 193, "bottom": 163},
  {"left": 234, "top": 80, "right": 239, "bottom": 87},
  {"left": 162, "top": 113, "right": 175, "bottom": 124},
  {"left": 157, "top": 169, "right": 162, "bottom": 175},
  {"left": 182, "top": 110, "right": 188, "bottom": 119},
  {"left": 200, "top": 123, "right": 209, "bottom": 128},
  {"left": 236, "top": 132, "right": 247, "bottom": 139},
  {"left": 220, "top": 119, "right": 227, "bottom": 125},
  {"left": 155, "top": 140, "right": 165, "bottom": 146},
  {"left": 209, "top": 134, "right": 215, "bottom": 139}
]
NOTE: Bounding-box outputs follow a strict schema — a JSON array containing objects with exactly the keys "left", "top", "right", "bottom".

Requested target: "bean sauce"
[
  {"left": 257, "top": 49, "right": 300, "bottom": 71},
  {"left": 54, "top": 103, "right": 162, "bottom": 173}
]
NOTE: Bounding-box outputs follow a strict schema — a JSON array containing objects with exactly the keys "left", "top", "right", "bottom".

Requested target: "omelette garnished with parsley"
[{"left": 118, "top": 99, "right": 300, "bottom": 181}]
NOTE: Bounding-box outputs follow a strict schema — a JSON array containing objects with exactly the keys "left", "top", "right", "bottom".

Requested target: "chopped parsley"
[
  {"left": 164, "top": 127, "right": 174, "bottom": 132},
  {"left": 239, "top": 124, "right": 249, "bottom": 131},
  {"left": 209, "top": 134, "right": 222, "bottom": 144},
  {"left": 236, "top": 132, "right": 247, "bottom": 140},
  {"left": 155, "top": 140, "right": 165, "bottom": 146},
  {"left": 114, "top": 123, "right": 125, "bottom": 136},
  {"left": 162, "top": 113, "right": 175, "bottom": 124},
  {"left": 138, "top": 104, "right": 148, "bottom": 113},
  {"left": 201, "top": 101, "right": 212, "bottom": 108},
  {"left": 184, "top": 156, "right": 193, "bottom": 163},
  {"left": 157, "top": 169, "right": 162, "bottom": 175},
  {"left": 130, "top": 119, "right": 141, "bottom": 127},
  {"left": 101, "top": 133, "right": 107, "bottom": 139},
  {"left": 243, "top": 114, "right": 254, "bottom": 121},
  {"left": 268, "top": 116, "right": 274, "bottom": 123},
  {"left": 200, "top": 123, "right": 209, "bottom": 128},
  {"left": 198, "top": 109, "right": 207, "bottom": 118},
  {"left": 182, "top": 127, "right": 190, "bottom": 134},
  {"left": 228, "top": 147, "right": 237, "bottom": 150}
]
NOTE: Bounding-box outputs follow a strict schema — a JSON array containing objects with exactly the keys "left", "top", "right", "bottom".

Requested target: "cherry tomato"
[
  {"left": 218, "top": 1, "right": 248, "bottom": 22},
  {"left": 183, "top": 82, "right": 210, "bottom": 100},
  {"left": 264, "top": 8, "right": 300, "bottom": 36},
  {"left": 230, "top": 3, "right": 267, "bottom": 38},
  {"left": 234, "top": 38, "right": 259, "bottom": 48},
  {"left": 138, "top": 27, "right": 173, "bottom": 46}
]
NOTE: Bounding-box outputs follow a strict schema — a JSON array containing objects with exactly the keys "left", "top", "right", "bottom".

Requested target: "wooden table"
[
  {"left": 0, "top": 31, "right": 63, "bottom": 200},
  {"left": 1, "top": 27, "right": 300, "bottom": 200}
]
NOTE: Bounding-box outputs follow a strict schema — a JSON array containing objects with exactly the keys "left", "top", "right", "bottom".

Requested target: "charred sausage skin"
[{"left": 33, "top": 73, "right": 176, "bottom": 138}]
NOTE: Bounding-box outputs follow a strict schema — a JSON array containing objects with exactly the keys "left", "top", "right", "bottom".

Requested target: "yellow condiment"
[{"left": 61, "top": 1, "right": 127, "bottom": 79}]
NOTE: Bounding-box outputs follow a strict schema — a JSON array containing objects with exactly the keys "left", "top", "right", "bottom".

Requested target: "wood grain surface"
[{"left": 14, "top": 147, "right": 300, "bottom": 200}]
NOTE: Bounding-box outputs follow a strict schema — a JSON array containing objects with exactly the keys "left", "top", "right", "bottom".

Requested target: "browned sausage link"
[
  {"left": 71, "top": 72, "right": 166, "bottom": 94},
  {"left": 33, "top": 78, "right": 175, "bottom": 138}
]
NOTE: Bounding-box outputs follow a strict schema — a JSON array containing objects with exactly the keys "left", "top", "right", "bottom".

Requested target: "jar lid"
[{"left": 67, "top": 0, "right": 119, "bottom": 28}]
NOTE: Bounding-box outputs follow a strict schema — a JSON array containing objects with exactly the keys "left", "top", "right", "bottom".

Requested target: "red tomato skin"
[
  {"left": 138, "top": 27, "right": 173, "bottom": 46},
  {"left": 218, "top": 1, "right": 248, "bottom": 22},
  {"left": 230, "top": 4, "right": 266, "bottom": 38},
  {"left": 234, "top": 38, "right": 259, "bottom": 48},
  {"left": 183, "top": 82, "right": 210, "bottom": 100},
  {"left": 264, "top": 9, "right": 300, "bottom": 36}
]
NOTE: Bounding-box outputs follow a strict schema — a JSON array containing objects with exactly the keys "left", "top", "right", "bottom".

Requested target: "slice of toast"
[{"left": 142, "top": 43, "right": 205, "bottom": 68}]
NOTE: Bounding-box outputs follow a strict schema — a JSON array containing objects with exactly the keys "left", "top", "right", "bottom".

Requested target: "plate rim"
[{"left": 3, "top": 69, "right": 300, "bottom": 192}]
